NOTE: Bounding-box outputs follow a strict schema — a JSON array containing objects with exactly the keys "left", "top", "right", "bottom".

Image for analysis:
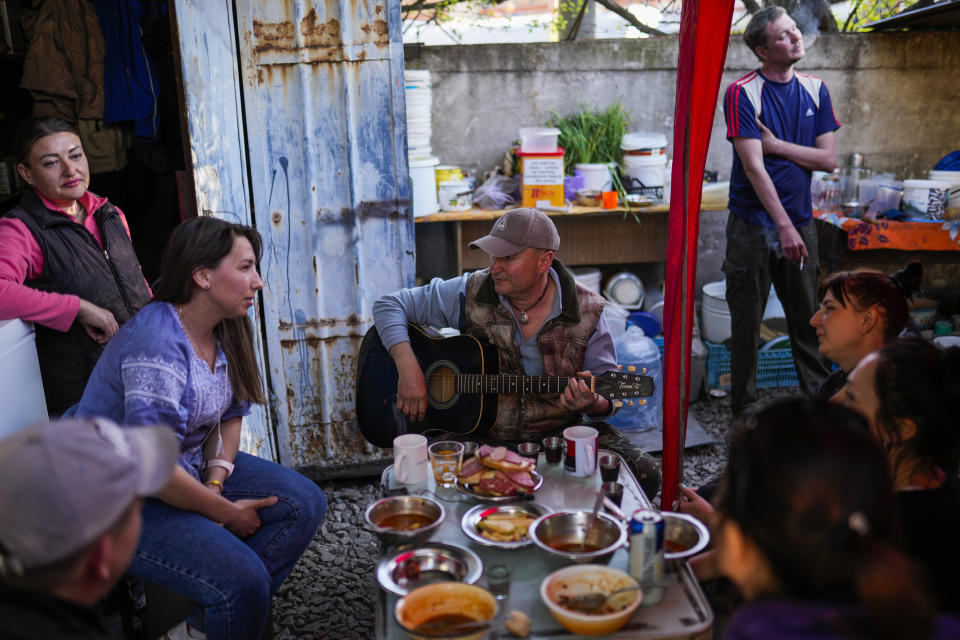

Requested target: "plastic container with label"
[{"left": 519, "top": 148, "right": 565, "bottom": 208}]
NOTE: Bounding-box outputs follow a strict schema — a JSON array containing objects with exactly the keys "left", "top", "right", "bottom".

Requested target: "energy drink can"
[{"left": 629, "top": 508, "right": 664, "bottom": 605}]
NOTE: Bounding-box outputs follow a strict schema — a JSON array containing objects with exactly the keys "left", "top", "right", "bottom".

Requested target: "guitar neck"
[{"left": 456, "top": 374, "right": 586, "bottom": 396}]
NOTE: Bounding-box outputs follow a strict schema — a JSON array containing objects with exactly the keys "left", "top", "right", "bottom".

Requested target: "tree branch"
[{"left": 589, "top": 0, "right": 666, "bottom": 36}]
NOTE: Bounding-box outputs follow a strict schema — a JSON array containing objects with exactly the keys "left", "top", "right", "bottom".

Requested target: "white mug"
[
  {"left": 563, "top": 425, "right": 598, "bottom": 477},
  {"left": 393, "top": 434, "right": 428, "bottom": 484}
]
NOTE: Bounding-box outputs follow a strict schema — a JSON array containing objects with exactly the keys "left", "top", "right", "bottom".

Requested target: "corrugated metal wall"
[
  {"left": 233, "top": 0, "right": 413, "bottom": 475},
  {"left": 171, "top": 0, "right": 277, "bottom": 462}
]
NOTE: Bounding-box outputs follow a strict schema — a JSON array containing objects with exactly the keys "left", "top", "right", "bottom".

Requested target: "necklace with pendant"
[{"left": 516, "top": 280, "right": 550, "bottom": 325}]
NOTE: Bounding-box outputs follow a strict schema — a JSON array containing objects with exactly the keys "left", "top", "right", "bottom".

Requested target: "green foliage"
[
  {"left": 547, "top": 102, "right": 631, "bottom": 175},
  {"left": 841, "top": 0, "right": 915, "bottom": 31}
]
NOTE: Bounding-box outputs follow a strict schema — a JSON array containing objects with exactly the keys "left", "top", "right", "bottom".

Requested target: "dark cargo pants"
[{"left": 722, "top": 214, "right": 830, "bottom": 415}]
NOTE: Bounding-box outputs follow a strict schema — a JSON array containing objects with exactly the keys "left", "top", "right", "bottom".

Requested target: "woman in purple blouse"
[{"left": 73, "top": 217, "right": 325, "bottom": 640}]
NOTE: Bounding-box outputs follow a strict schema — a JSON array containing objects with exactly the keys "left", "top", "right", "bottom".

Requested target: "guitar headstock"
[{"left": 594, "top": 370, "right": 655, "bottom": 400}]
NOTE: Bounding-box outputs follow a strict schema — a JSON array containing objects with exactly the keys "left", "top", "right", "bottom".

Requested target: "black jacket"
[{"left": 5, "top": 190, "right": 151, "bottom": 414}]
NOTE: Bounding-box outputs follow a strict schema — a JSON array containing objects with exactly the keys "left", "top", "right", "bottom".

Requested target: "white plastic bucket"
[
  {"left": 701, "top": 280, "right": 731, "bottom": 344},
  {"left": 623, "top": 153, "right": 667, "bottom": 192},
  {"left": 0, "top": 319, "right": 48, "bottom": 438},
  {"left": 621, "top": 132, "right": 667, "bottom": 155},
  {"left": 438, "top": 179, "right": 472, "bottom": 212},
  {"left": 575, "top": 163, "right": 613, "bottom": 191},
  {"left": 409, "top": 155, "right": 440, "bottom": 217},
  {"left": 902, "top": 179, "right": 950, "bottom": 220}
]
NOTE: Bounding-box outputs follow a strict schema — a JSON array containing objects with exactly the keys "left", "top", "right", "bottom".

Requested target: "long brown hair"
[{"left": 153, "top": 217, "right": 266, "bottom": 405}]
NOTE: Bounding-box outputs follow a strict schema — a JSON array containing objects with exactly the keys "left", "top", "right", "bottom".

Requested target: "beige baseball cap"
[
  {"left": 0, "top": 418, "right": 178, "bottom": 576},
  {"left": 468, "top": 208, "right": 560, "bottom": 257}
]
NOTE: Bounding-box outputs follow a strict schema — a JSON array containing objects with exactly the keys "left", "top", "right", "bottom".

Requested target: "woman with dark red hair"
[{"left": 809, "top": 262, "right": 922, "bottom": 399}]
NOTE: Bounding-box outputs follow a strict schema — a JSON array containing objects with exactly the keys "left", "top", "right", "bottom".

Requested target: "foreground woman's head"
[{"left": 716, "top": 399, "right": 933, "bottom": 639}]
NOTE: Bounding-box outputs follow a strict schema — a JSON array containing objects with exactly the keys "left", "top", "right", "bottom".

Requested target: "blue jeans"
[{"left": 131, "top": 452, "right": 326, "bottom": 639}]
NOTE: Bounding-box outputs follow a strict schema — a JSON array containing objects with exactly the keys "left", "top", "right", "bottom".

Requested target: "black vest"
[{"left": 5, "top": 190, "right": 152, "bottom": 414}]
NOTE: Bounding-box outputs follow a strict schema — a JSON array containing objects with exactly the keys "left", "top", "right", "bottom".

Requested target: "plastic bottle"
[{"left": 607, "top": 325, "right": 663, "bottom": 431}]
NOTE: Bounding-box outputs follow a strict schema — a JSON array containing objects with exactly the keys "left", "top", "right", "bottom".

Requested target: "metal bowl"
[
  {"left": 575, "top": 189, "right": 603, "bottom": 207},
  {"left": 364, "top": 495, "right": 445, "bottom": 546},
  {"left": 395, "top": 582, "right": 498, "bottom": 640},
  {"left": 376, "top": 542, "right": 484, "bottom": 596},
  {"left": 840, "top": 201, "right": 868, "bottom": 218},
  {"left": 662, "top": 512, "right": 710, "bottom": 560},
  {"left": 530, "top": 510, "right": 627, "bottom": 564},
  {"left": 460, "top": 502, "right": 552, "bottom": 549}
]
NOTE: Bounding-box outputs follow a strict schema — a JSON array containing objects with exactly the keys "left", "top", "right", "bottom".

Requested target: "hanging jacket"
[
  {"left": 4, "top": 190, "right": 151, "bottom": 414},
  {"left": 20, "top": 0, "right": 105, "bottom": 122}
]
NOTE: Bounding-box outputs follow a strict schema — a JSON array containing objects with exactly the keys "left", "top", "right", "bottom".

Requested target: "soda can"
[{"left": 629, "top": 508, "right": 664, "bottom": 605}]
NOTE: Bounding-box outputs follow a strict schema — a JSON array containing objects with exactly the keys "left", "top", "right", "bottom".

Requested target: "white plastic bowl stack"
[{"left": 405, "top": 70, "right": 433, "bottom": 157}]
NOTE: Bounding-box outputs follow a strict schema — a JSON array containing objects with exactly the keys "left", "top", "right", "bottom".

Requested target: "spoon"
[
  {"left": 558, "top": 584, "right": 642, "bottom": 613},
  {"left": 580, "top": 490, "right": 605, "bottom": 550}
]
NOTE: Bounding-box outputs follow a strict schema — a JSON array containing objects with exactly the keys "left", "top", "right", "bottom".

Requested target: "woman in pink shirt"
[{"left": 1, "top": 117, "right": 151, "bottom": 414}]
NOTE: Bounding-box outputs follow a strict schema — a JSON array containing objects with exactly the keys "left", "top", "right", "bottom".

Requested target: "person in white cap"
[
  {"left": 374, "top": 207, "right": 617, "bottom": 441},
  {"left": 0, "top": 418, "right": 178, "bottom": 640}
]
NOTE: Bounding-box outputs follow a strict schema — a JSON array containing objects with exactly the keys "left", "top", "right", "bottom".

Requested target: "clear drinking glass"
[
  {"left": 428, "top": 441, "right": 464, "bottom": 489},
  {"left": 486, "top": 563, "right": 511, "bottom": 601}
]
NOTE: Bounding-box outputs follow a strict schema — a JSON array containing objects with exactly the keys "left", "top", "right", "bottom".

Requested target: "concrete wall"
[{"left": 407, "top": 32, "right": 960, "bottom": 290}]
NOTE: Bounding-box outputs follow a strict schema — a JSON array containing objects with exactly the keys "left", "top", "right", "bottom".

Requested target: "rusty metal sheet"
[
  {"left": 234, "top": 0, "right": 414, "bottom": 472},
  {"left": 171, "top": 0, "right": 277, "bottom": 463}
]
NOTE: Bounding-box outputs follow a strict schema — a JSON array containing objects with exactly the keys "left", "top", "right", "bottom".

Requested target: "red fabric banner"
[{"left": 662, "top": 0, "right": 736, "bottom": 511}]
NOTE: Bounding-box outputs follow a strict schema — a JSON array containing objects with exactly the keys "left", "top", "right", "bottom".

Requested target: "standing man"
[
  {"left": 723, "top": 6, "right": 838, "bottom": 416},
  {"left": 0, "top": 418, "right": 178, "bottom": 639}
]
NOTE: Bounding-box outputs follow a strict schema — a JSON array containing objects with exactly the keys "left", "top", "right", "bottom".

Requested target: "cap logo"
[
  {"left": 94, "top": 419, "right": 132, "bottom": 458},
  {"left": 495, "top": 218, "right": 508, "bottom": 231}
]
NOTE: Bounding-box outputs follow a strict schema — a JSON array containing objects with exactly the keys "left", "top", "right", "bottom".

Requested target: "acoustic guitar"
[{"left": 356, "top": 323, "right": 654, "bottom": 448}]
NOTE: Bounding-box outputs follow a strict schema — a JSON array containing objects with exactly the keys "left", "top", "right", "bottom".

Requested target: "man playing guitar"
[{"left": 374, "top": 208, "right": 616, "bottom": 442}]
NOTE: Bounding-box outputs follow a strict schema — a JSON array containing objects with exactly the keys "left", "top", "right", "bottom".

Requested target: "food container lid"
[
  {"left": 519, "top": 126, "right": 560, "bottom": 137},
  {"left": 621, "top": 132, "right": 667, "bottom": 151}
]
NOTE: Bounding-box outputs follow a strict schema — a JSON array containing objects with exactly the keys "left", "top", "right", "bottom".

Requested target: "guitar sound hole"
[{"left": 426, "top": 367, "right": 457, "bottom": 403}]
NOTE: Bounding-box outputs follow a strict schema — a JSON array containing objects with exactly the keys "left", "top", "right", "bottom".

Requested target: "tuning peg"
[
  {"left": 626, "top": 365, "right": 636, "bottom": 372},
  {"left": 617, "top": 364, "right": 623, "bottom": 370},
  {"left": 638, "top": 399, "right": 647, "bottom": 406},
  {"left": 641, "top": 368, "right": 647, "bottom": 375},
  {"left": 626, "top": 400, "right": 634, "bottom": 406},
  {"left": 614, "top": 401, "right": 623, "bottom": 408}
]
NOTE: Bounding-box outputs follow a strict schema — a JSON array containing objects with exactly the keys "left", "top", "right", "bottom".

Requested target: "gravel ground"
[{"left": 270, "top": 388, "right": 803, "bottom": 640}]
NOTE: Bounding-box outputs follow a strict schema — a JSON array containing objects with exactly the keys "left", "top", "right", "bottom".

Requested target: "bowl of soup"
[
  {"left": 395, "top": 582, "right": 498, "bottom": 640},
  {"left": 530, "top": 510, "right": 627, "bottom": 564},
  {"left": 540, "top": 564, "right": 642, "bottom": 635},
  {"left": 365, "top": 495, "right": 445, "bottom": 545},
  {"left": 662, "top": 512, "right": 709, "bottom": 560}
]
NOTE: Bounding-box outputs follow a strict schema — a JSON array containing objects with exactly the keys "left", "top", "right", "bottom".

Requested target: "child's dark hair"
[
  {"left": 817, "top": 263, "right": 922, "bottom": 340},
  {"left": 717, "top": 399, "right": 934, "bottom": 640},
  {"left": 873, "top": 337, "right": 960, "bottom": 478}
]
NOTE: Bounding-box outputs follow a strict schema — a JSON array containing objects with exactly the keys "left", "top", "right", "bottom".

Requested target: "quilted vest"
[
  {"left": 463, "top": 259, "right": 604, "bottom": 440},
  {"left": 5, "top": 190, "right": 151, "bottom": 414}
]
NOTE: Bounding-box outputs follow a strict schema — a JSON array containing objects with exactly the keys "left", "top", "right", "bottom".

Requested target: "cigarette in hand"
[{"left": 799, "top": 256, "right": 805, "bottom": 271}]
